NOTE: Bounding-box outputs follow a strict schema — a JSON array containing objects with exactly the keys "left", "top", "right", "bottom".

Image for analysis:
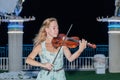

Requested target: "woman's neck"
[{"left": 46, "top": 36, "right": 53, "bottom": 43}]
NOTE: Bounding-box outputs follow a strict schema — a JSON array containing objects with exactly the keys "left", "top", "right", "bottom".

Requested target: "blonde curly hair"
[{"left": 33, "top": 17, "right": 58, "bottom": 47}]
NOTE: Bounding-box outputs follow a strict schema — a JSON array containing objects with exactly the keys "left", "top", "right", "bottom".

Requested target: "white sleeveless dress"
[{"left": 36, "top": 41, "right": 66, "bottom": 80}]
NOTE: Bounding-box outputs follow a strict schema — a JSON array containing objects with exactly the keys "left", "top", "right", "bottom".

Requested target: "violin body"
[{"left": 52, "top": 34, "right": 96, "bottom": 49}]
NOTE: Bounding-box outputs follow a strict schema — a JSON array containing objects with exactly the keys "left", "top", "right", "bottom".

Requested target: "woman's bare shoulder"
[
  {"left": 34, "top": 44, "right": 42, "bottom": 50},
  {"left": 31, "top": 44, "right": 42, "bottom": 54}
]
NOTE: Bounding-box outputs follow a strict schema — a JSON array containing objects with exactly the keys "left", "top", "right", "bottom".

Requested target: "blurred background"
[{"left": 0, "top": 0, "right": 115, "bottom": 45}]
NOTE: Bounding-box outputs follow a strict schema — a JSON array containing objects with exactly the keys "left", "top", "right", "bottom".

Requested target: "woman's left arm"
[{"left": 63, "top": 39, "right": 87, "bottom": 62}]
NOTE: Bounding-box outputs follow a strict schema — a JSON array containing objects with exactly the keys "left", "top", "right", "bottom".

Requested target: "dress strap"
[{"left": 41, "top": 41, "right": 46, "bottom": 50}]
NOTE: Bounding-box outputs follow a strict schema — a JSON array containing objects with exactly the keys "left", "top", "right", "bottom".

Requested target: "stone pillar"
[
  {"left": 8, "top": 22, "right": 23, "bottom": 72},
  {"left": 108, "top": 22, "right": 120, "bottom": 73}
]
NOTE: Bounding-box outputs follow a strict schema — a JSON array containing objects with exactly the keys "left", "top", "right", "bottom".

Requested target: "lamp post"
[
  {"left": 1, "top": 16, "right": 35, "bottom": 72},
  {"left": 8, "top": 22, "right": 24, "bottom": 72},
  {"left": 97, "top": 16, "right": 120, "bottom": 73},
  {"left": 0, "top": 0, "right": 36, "bottom": 79},
  {"left": 0, "top": 0, "right": 35, "bottom": 72}
]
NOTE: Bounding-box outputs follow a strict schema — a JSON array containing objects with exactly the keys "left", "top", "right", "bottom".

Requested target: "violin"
[{"left": 52, "top": 33, "right": 96, "bottom": 49}]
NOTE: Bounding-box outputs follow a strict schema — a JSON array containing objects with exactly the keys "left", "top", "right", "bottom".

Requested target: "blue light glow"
[
  {"left": 108, "top": 24, "right": 120, "bottom": 28},
  {"left": 8, "top": 24, "right": 23, "bottom": 28},
  {"left": 108, "top": 22, "right": 120, "bottom": 28}
]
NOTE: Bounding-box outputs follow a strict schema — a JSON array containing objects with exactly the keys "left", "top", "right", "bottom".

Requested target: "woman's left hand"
[{"left": 78, "top": 39, "right": 87, "bottom": 52}]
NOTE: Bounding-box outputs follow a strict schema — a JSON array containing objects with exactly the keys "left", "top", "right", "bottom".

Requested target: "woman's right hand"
[{"left": 42, "top": 63, "right": 53, "bottom": 71}]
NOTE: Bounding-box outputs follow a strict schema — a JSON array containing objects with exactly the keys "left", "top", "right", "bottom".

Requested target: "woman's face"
[{"left": 46, "top": 21, "right": 59, "bottom": 38}]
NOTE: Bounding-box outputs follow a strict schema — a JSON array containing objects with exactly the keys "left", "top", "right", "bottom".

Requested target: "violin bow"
[{"left": 47, "top": 24, "right": 73, "bottom": 75}]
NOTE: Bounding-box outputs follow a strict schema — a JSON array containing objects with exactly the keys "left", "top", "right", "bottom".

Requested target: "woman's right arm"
[
  {"left": 25, "top": 45, "right": 44, "bottom": 67},
  {"left": 25, "top": 44, "right": 53, "bottom": 70}
]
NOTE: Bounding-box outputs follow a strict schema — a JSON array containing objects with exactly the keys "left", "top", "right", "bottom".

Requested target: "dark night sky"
[{"left": 0, "top": 0, "right": 115, "bottom": 45}]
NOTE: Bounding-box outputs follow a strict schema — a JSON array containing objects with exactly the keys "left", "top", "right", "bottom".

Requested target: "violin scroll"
[{"left": 87, "top": 43, "right": 96, "bottom": 49}]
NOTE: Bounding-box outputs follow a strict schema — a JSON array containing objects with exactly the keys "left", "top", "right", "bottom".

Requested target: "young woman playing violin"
[{"left": 25, "top": 17, "right": 88, "bottom": 80}]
